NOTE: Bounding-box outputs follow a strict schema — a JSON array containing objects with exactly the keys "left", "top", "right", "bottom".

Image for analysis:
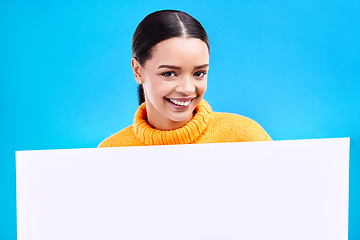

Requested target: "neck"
[{"left": 133, "top": 99, "right": 213, "bottom": 145}]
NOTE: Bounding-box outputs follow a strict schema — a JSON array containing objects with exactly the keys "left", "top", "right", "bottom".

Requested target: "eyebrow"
[
  {"left": 158, "top": 64, "right": 209, "bottom": 70},
  {"left": 194, "top": 64, "right": 209, "bottom": 70},
  {"left": 158, "top": 65, "right": 181, "bottom": 70}
]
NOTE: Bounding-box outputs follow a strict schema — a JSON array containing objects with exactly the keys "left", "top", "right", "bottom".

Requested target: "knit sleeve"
[
  {"left": 241, "top": 117, "right": 272, "bottom": 141},
  {"left": 97, "top": 126, "right": 144, "bottom": 147}
]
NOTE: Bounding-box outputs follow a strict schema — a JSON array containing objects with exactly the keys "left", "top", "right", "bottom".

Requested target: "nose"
[{"left": 176, "top": 76, "right": 196, "bottom": 95}]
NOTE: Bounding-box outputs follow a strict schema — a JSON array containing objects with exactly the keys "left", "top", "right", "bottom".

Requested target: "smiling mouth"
[{"left": 166, "top": 98, "right": 194, "bottom": 107}]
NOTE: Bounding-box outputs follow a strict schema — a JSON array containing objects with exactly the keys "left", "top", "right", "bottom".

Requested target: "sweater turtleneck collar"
[{"left": 133, "top": 99, "right": 212, "bottom": 145}]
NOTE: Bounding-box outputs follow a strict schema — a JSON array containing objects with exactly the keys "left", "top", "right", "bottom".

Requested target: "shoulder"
[
  {"left": 210, "top": 112, "right": 272, "bottom": 141},
  {"left": 98, "top": 126, "right": 142, "bottom": 147},
  {"left": 212, "top": 112, "right": 262, "bottom": 127}
]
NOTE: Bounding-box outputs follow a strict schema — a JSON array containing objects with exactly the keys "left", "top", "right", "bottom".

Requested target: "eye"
[
  {"left": 194, "top": 71, "right": 207, "bottom": 78},
  {"left": 161, "top": 71, "right": 177, "bottom": 77}
]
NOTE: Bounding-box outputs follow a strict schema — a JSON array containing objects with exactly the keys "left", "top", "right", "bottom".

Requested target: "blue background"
[{"left": 1, "top": 0, "right": 359, "bottom": 239}]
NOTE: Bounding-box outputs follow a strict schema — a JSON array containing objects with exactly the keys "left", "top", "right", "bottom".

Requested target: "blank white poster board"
[{"left": 16, "top": 138, "right": 349, "bottom": 240}]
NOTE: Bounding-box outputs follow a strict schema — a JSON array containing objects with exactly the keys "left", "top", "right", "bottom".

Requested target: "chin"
[{"left": 167, "top": 102, "right": 198, "bottom": 123}]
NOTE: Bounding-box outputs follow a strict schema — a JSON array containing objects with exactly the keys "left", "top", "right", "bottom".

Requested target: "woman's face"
[{"left": 133, "top": 37, "right": 209, "bottom": 130}]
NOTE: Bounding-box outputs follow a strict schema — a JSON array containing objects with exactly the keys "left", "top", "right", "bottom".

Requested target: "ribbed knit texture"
[{"left": 98, "top": 100, "right": 271, "bottom": 147}]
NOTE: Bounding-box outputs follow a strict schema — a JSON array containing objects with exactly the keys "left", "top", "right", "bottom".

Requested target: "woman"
[{"left": 99, "top": 10, "right": 271, "bottom": 147}]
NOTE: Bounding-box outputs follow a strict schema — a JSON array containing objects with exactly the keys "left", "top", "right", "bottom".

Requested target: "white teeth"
[{"left": 169, "top": 99, "right": 192, "bottom": 106}]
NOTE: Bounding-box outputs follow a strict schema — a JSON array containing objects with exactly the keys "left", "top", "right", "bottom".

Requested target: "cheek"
[
  {"left": 198, "top": 81, "right": 207, "bottom": 95},
  {"left": 146, "top": 79, "right": 173, "bottom": 99}
]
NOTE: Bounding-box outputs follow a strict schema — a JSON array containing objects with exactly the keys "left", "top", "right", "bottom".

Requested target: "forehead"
[{"left": 145, "top": 37, "right": 209, "bottom": 67}]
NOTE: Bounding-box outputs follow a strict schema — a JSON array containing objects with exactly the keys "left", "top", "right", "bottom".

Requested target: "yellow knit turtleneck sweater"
[{"left": 98, "top": 100, "right": 271, "bottom": 147}]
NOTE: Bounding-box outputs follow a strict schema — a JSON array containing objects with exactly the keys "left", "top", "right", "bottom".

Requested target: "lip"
[
  {"left": 165, "top": 97, "right": 196, "bottom": 111},
  {"left": 167, "top": 97, "right": 196, "bottom": 101}
]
